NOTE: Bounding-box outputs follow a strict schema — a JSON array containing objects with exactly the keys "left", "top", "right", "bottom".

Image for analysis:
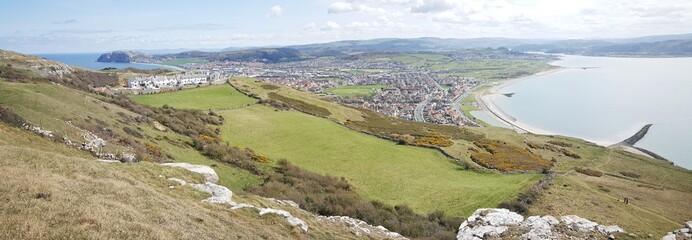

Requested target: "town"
[{"left": 126, "top": 50, "right": 552, "bottom": 126}]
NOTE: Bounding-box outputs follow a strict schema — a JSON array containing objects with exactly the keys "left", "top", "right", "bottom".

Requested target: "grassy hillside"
[
  {"left": 0, "top": 123, "right": 394, "bottom": 239},
  {"left": 227, "top": 76, "right": 691, "bottom": 237},
  {"left": 130, "top": 84, "right": 257, "bottom": 109},
  {"left": 3, "top": 49, "right": 689, "bottom": 238},
  {"left": 218, "top": 104, "right": 542, "bottom": 216}
]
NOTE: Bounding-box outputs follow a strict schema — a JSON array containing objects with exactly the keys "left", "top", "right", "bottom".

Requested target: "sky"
[{"left": 1, "top": 0, "right": 691, "bottom": 53}]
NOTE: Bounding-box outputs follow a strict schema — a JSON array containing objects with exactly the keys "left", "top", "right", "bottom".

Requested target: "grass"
[
  {"left": 230, "top": 77, "right": 365, "bottom": 123},
  {"left": 388, "top": 53, "right": 453, "bottom": 68},
  {"left": 130, "top": 84, "right": 257, "bottom": 110},
  {"left": 0, "top": 132, "right": 386, "bottom": 240},
  {"left": 218, "top": 104, "right": 541, "bottom": 216},
  {"left": 325, "top": 84, "right": 388, "bottom": 97},
  {"left": 433, "top": 59, "right": 555, "bottom": 81}
]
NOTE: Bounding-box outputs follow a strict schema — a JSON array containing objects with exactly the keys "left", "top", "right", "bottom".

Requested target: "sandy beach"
[
  {"left": 475, "top": 67, "right": 616, "bottom": 147},
  {"left": 135, "top": 62, "right": 185, "bottom": 71}
]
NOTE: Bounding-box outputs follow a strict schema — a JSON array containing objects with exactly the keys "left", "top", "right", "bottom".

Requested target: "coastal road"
[{"left": 450, "top": 86, "right": 481, "bottom": 127}]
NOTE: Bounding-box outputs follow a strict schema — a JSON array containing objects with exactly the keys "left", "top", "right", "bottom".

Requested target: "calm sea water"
[
  {"left": 36, "top": 53, "right": 180, "bottom": 71},
  {"left": 489, "top": 55, "right": 692, "bottom": 169}
]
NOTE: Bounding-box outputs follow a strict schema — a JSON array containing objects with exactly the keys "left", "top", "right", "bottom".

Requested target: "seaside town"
[{"left": 123, "top": 51, "right": 551, "bottom": 126}]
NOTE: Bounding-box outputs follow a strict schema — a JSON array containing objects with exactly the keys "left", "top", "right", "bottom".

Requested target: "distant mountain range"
[{"left": 96, "top": 33, "right": 692, "bottom": 63}]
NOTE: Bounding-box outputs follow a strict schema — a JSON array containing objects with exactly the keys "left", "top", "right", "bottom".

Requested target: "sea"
[
  {"left": 35, "top": 53, "right": 180, "bottom": 71},
  {"left": 474, "top": 55, "right": 692, "bottom": 169}
]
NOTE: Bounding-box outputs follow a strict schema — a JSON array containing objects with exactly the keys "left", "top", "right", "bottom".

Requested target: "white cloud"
[
  {"left": 266, "top": 5, "right": 283, "bottom": 18},
  {"left": 305, "top": 22, "right": 317, "bottom": 29},
  {"left": 410, "top": 0, "right": 456, "bottom": 13},
  {"left": 432, "top": 11, "right": 465, "bottom": 23},
  {"left": 321, "top": 21, "right": 341, "bottom": 31},
  {"left": 328, "top": 1, "right": 388, "bottom": 14},
  {"left": 328, "top": 2, "right": 357, "bottom": 13}
]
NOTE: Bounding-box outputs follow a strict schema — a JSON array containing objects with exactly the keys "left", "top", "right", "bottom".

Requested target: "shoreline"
[
  {"left": 475, "top": 66, "right": 616, "bottom": 147},
  {"left": 475, "top": 64, "right": 676, "bottom": 163},
  {"left": 131, "top": 62, "right": 185, "bottom": 71}
]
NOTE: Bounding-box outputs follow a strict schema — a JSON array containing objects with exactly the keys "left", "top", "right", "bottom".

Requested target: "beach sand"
[{"left": 476, "top": 67, "right": 616, "bottom": 147}]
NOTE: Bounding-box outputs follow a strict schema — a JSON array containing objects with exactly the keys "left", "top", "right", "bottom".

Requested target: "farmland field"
[
  {"left": 130, "top": 84, "right": 257, "bottom": 110},
  {"left": 218, "top": 104, "right": 541, "bottom": 216}
]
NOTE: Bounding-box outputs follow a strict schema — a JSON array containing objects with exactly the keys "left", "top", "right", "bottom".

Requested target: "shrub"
[
  {"left": 575, "top": 167, "right": 603, "bottom": 177},
  {"left": 260, "top": 84, "right": 280, "bottom": 90},
  {"left": 413, "top": 134, "right": 453, "bottom": 147},
  {"left": 0, "top": 106, "right": 26, "bottom": 127},
  {"left": 123, "top": 126, "right": 143, "bottom": 138},
  {"left": 547, "top": 140, "right": 572, "bottom": 147},
  {"left": 498, "top": 200, "right": 528, "bottom": 214},
  {"left": 620, "top": 171, "right": 641, "bottom": 178},
  {"left": 471, "top": 139, "right": 552, "bottom": 172},
  {"left": 267, "top": 92, "right": 331, "bottom": 117}
]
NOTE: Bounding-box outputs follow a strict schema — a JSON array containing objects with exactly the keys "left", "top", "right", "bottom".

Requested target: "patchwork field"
[
  {"left": 325, "top": 84, "right": 388, "bottom": 97},
  {"left": 218, "top": 104, "right": 542, "bottom": 216},
  {"left": 130, "top": 84, "right": 257, "bottom": 110}
]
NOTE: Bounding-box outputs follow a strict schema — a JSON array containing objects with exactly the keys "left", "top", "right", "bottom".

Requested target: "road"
[
  {"left": 413, "top": 73, "right": 443, "bottom": 122},
  {"left": 450, "top": 85, "right": 483, "bottom": 127}
]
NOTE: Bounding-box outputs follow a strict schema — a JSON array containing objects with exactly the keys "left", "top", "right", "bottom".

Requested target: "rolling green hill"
[{"left": 219, "top": 104, "right": 542, "bottom": 216}]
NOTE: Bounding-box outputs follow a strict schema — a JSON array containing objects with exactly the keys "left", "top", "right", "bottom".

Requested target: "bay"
[
  {"left": 35, "top": 53, "right": 181, "bottom": 71},
  {"left": 488, "top": 55, "right": 692, "bottom": 169}
]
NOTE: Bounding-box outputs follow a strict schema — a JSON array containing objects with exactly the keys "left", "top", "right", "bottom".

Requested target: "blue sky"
[{"left": 1, "top": 0, "right": 691, "bottom": 53}]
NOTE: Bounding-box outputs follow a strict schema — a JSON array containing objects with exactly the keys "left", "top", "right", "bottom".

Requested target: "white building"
[{"left": 127, "top": 73, "right": 219, "bottom": 88}]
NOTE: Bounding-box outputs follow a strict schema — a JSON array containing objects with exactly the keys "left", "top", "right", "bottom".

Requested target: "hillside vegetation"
[
  {"left": 1, "top": 49, "right": 690, "bottom": 238},
  {"left": 219, "top": 104, "right": 542, "bottom": 216},
  {"left": 226, "top": 76, "right": 691, "bottom": 237}
]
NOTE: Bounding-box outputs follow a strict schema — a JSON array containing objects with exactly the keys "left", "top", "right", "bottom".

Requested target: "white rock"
[
  {"left": 561, "top": 215, "right": 599, "bottom": 232},
  {"left": 318, "top": 216, "right": 405, "bottom": 239},
  {"left": 686, "top": 221, "right": 692, "bottom": 229},
  {"left": 457, "top": 208, "right": 523, "bottom": 240},
  {"left": 597, "top": 225, "right": 625, "bottom": 234},
  {"left": 661, "top": 233, "right": 676, "bottom": 240},
  {"left": 98, "top": 159, "right": 121, "bottom": 163},
  {"left": 259, "top": 208, "right": 308, "bottom": 232},
  {"left": 168, "top": 178, "right": 186, "bottom": 186},
  {"left": 521, "top": 216, "right": 560, "bottom": 240},
  {"left": 230, "top": 203, "right": 255, "bottom": 210},
  {"left": 162, "top": 163, "right": 219, "bottom": 183},
  {"left": 189, "top": 182, "right": 233, "bottom": 204}
]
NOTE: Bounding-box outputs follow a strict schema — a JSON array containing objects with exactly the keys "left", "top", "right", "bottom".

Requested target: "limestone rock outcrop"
[{"left": 457, "top": 208, "right": 624, "bottom": 240}]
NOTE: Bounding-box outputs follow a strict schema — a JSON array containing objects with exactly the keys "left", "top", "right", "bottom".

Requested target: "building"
[{"left": 127, "top": 73, "right": 215, "bottom": 89}]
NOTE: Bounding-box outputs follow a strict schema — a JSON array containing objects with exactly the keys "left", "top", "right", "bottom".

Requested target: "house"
[{"left": 127, "top": 73, "right": 213, "bottom": 89}]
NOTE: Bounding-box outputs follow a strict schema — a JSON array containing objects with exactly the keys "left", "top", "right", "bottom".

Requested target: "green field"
[
  {"left": 388, "top": 53, "right": 453, "bottom": 67},
  {"left": 218, "top": 105, "right": 541, "bottom": 216},
  {"left": 160, "top": 58, "right": 208, "bottom": 66},
  {"left": 130, "top": 84, "right": 257, "bottom": 110},
  {"left": 325, "top": 84, "right": 387, "bottom": 97},
  {"left": 433, "top": 59, "right": 555, "bottom": 80}
]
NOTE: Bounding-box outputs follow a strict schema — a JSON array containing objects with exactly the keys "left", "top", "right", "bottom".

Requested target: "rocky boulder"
[
  {"left": 457, "top": 208, "right": 625, "bottom": 240},
  {"left": 661, "top": 221, "right": 692, "bottom": 240}
]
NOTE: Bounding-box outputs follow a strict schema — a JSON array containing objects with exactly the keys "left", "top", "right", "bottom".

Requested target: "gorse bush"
[
  {"left": 190, "top": 134, "right": 264, "bottom": 175},
  {"left": 112, "top": 96, "right": 222, "bottom": 137},
  {"left": 472, "top": 139, "right": 551, "bottom": 172}
]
